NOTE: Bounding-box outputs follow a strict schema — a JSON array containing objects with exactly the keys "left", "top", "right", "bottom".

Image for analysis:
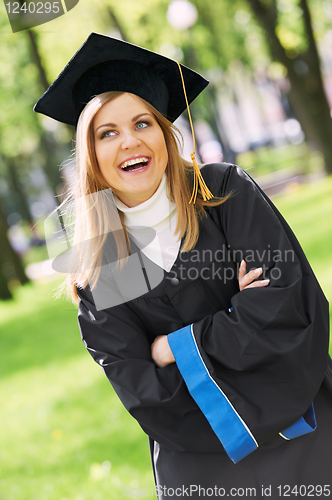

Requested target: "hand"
[
  {"left": 238, "top": 260, "right": 270, "bottom": 291},
  {"left": 151, "top": 335, "right": 175, "bottom": 368},
  {"left": 151, "top": 261, "right": 269, "bottom": 367}
]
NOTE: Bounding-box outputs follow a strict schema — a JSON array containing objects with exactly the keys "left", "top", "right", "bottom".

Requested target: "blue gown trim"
[
  {"left": 168, "top": 324, "right": 317, "bottom": 462},
  {"left": 168, "top": 324, "right": 258, "bottom": 463},
  {"left": 279, "top": 403, "right": 316, "bottom": 440}
]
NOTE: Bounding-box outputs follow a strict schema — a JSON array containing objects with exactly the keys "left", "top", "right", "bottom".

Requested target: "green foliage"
[
  {"left": 0, "top": 0, "right": 330, "bottom": 174},
  {"left": 1, "top": 0, "right": 332, "bottom": 292},
  {"left": 306, "top": 0, "right": 332, "bottom": 42},
  {"left": 0, "top": 0, "right": 329, "bottom": 154},
  {"left": 276, "top": 0, "right": 307, "bottom": 55},
  {"left": 0, "top": 32, "right": 41, "bottom": 158}
]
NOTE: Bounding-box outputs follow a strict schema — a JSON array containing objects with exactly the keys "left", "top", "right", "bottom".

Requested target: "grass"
[
  {"left": 0, "top": 283, "right": 154, "bottom": 500},
  {"left": 273, "top": 175, "right": 332, "bottom": 314},
  {"left": 236, "top": 142, "right": 325, "bottom": 178},
  {"left": 0, "top": 174, "right": 331, "bottom": 500},
  {"left": 21, "top": 243, "right": 50, "bottom": 267}
]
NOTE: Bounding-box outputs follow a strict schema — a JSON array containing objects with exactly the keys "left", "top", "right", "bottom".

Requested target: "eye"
[
  {"left": 100, "top": 130, "right": 117, "bottom": 139},
  {"left": 136, "top": 121, "right": 149, "bottom": 130}
]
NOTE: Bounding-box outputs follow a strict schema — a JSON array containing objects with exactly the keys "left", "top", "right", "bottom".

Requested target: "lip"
[{"left": 117, "top": 155, "right": 151, "bottom": 174}]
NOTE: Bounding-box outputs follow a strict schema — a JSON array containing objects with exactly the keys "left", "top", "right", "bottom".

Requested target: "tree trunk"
[
  {"left": 39, "top": 133, "right": 66, "bottom": 197},
  {"left": 0, "top": 268, "right": 12, "bottom": 300},
  {"left": 26, "top": 29, "right": 50, "bottom": 91},
  {"left": 0, "top": 221, "right": 13, "bottom": 300},
  {"left": 107, "top": 6, "right": 130, "bottom": 41},
  {"left": 6, "top": 156, "right": 34, "bottom": 227},
  {"left": 26, "top": 29, "right": 74, "bottom": 197},
  {"left": 246, "top": 0, "right": 332, "bottom": 174},
  {"left": 0, "top": 200, "right": 29, "bottom": 299}
]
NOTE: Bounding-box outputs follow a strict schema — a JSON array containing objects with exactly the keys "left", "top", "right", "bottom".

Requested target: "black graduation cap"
[{"left": 34, "top": 32, "right": 209, "bottom": 127}]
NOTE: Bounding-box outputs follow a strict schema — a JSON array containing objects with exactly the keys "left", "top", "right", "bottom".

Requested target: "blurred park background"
[{"left": 0, "top": 0, "right": 332, "bottom": 498}]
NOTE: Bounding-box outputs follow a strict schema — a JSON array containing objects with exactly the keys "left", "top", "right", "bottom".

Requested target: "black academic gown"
[{"left": 77, "top": 163, "right": 332, "bottom": 500}]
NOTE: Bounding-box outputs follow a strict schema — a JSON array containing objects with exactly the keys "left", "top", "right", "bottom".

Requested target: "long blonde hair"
[{"left": 59, "top": 91, "right": 230, "bottom": 304}]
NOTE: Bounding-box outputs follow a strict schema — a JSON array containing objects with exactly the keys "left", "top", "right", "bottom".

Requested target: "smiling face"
[{"left": 93, "top": 93, "right": 168, "bottom": 207}]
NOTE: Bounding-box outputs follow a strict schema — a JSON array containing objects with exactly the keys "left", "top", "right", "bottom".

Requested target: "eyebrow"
[{"left": 95, "top": 113, "right": 153, "bottom": 132}]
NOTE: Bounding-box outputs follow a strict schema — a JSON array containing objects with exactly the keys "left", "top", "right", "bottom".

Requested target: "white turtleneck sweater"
[{"left": 114, "top": 175, "right": 181, "bottom": 272}]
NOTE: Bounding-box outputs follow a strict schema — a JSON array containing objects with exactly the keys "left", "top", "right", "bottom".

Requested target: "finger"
[
  {"left": 239, "top": 267, "right": 263, "bottom": 290},
  {"left": 244, "top": 279, "right": 270, "bottom": 289},
  {"left": 238, "top": 259, "right": 246, "bottom": 280}
]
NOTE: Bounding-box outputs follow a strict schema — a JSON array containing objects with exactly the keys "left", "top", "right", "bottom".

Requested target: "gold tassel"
[{"left": 176, "top": 61, "right": 214, "bottom": 204}]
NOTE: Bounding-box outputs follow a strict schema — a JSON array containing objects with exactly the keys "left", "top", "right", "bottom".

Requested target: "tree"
[
  {"left": 245, "top": 0, "right": 332, "bottom": 174},
  {"left": 0, "top": 199, "right": 29, "bottom": 300}
]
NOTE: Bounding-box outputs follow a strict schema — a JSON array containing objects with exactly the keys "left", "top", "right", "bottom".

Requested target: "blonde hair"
[{"left": 59, "top": 91, "right": 231, "bottom": 304}]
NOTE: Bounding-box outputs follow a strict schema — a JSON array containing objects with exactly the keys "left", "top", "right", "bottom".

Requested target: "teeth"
[{"left": 120, "top": 157, "right": 149, "bottom": 169}]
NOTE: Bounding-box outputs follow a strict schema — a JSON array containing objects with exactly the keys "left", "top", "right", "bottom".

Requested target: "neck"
[{"left": 117, "top": 181, "right": 163, "bottom": 208}]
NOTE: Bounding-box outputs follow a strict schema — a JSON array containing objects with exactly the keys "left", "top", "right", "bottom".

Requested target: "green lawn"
[
  {"left": 0, "top": 284, "right": 154, "bottom": 500},
  {"left": 0, "top": 175, "right": 331, "bottom": 500},
  {"left": 273, "top": 174, "right": 332, "bottom": 317},
  {"left": 236, "top": 142, "right": 325, "bottom": 178}
]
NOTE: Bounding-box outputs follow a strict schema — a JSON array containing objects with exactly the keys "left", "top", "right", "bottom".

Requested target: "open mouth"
[{"left": 119, "top": 157, "right": 150, "bottom": 172}]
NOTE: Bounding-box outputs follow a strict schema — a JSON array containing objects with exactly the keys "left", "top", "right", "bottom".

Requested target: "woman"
[{"left": 35, "top": 33, "right": 332, "bottom": 499}]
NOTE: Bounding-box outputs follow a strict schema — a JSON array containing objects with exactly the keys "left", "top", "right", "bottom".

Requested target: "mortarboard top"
[{"left": 34, "top": 32, "right": 209, "bottom": 127}]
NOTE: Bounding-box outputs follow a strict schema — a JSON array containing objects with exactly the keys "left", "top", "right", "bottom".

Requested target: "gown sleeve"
[
  {"left": 167, "top": 163, "right": 330, "bottom": 463},
  {"left": 77, "top": 285, "right": 225, "bottom": 453}
]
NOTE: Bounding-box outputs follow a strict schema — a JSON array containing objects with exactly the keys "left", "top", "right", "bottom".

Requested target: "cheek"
[
  {"left": 94, "top": 150, "right": 117, "bottom": 187},
  {"left": 95, "top": 144, "right": 116, "bottom": 172},
  {"left": 155, "top": 134, "right": 168, "bottom": 164}
]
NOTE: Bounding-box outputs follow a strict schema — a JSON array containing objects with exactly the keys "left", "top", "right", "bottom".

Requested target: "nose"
[{"left": 121, "top": 129, "right": 141, "bottom": 150}]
